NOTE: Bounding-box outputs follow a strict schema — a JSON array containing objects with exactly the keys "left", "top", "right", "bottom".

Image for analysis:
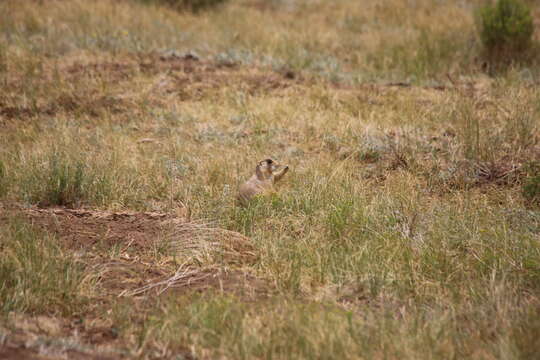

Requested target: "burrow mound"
[{"left": 1, "top": 206, "right": 264, "bottom": 297}]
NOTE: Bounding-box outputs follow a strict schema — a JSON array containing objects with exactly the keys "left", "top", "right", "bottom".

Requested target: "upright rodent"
[{"left": 237, "top": 158, "right": 289, "bottom": 206}]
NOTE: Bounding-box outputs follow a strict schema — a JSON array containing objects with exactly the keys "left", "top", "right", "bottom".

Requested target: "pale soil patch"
[{"left": 1, "top": 313, "right": 120, "bottom": 360}]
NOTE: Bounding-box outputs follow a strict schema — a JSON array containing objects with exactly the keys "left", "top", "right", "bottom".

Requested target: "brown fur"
[{"left": 237, "top": 158, "right": 289, "bottom": 206}]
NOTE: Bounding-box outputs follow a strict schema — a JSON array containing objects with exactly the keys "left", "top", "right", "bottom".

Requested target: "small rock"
[
  {"left": 182, "top": 51, "right": 200, "bottom": 61},
  {"left": 36, "top": 316, "right": 62, "bottom": 336},
  {"left": 159, "top": 50, "right": 200, "bottom": 61}
]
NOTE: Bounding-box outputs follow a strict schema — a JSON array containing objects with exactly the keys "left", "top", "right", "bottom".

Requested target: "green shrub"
[
  {"left": 523, "top": 171, "right": 540, "bottom": 205},
  {"left": 477, "top": 0, "right": 534, "bottom": 58},
  {"left": 140, "top": 0, "right": 229, "bottom": 12},
  {"left": 522, "top": 161, "right": 540, "bottom": 205},
  {"left": 0, "top": 159, "right": 7, "bottom": 197}
]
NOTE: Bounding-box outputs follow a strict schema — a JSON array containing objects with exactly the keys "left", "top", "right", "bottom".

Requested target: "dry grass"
[{"left": 1, "top": 0, "right": 539, "bottom": 359}]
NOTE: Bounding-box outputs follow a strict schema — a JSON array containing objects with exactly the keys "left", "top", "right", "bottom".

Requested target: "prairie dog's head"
[{"left": 257, "top": 158, "right": 282, "bottom": 178}]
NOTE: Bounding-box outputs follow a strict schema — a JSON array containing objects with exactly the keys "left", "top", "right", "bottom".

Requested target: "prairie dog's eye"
[{"left": 266, "top": 159, "right": 273, "bottom": 164}]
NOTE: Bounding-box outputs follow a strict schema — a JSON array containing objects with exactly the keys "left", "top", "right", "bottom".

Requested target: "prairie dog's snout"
[{"left": 237, "top": 158, "right": 290, "bottom": 205}]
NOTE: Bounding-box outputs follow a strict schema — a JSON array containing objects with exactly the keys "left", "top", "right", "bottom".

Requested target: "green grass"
[
  {"left": 0, "top": 218, "right": 92, "bottom": 315},
  {"left": 112, "top": 290, "right": 540, "bottom": 359}
]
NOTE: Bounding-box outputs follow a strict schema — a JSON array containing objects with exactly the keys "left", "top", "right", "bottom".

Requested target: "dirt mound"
[
  {"left": 16, "top": 207, "right": 254, "bottom": 260},
  {"left": 1, "top": 206, "right": 261, "bottom": 294}
]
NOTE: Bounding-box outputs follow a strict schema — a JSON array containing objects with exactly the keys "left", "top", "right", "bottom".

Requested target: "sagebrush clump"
[{"left": 477, "top": 0, "right": 534, "bottom": 58}]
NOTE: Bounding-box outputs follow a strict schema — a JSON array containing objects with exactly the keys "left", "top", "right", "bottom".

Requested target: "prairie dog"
[{"left": 237, "top": 158, "right": 289, "bottom": 205}]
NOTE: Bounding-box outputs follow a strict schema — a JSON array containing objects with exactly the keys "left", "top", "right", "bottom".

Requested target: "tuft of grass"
[
  {"left": 18, "top": 148, "right": 100, "bottom": 207},
  {"left": 42, "top": 152, "right": 86, "bottom": 207},
  {"left": 0, "top": 218, "right": 91, "bottom": 315}
]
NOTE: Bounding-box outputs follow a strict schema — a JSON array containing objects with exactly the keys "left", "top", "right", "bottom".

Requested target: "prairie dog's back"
[{"left": 237, "top": 174, "right": 273, "bottom": 205}]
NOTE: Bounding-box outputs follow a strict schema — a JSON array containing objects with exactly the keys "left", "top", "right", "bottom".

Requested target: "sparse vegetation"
[{"left": 0, "top": 0, "right": 539, "bottom": 359}]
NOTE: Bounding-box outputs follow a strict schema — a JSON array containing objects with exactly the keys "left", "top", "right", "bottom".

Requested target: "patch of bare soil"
[
  {"left": 60, "top": 51, "right": 305, "bottom": 98},
  {"left": 58, "top": 51, "right": 304, "bottom": 89},
  {"left": 0, "top": 95, "right": 126, "bottom": 122},
  {"left": 20, "top": 207, "right": 176, "bottom": 250},
  {"left": 137, "top": 52, "right": 305, "bottom": 100}
]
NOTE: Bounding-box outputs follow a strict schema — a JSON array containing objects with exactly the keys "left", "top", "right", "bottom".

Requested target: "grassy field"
[{"left": 1, "top": 0, "right": 539, "bottom": 359}]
